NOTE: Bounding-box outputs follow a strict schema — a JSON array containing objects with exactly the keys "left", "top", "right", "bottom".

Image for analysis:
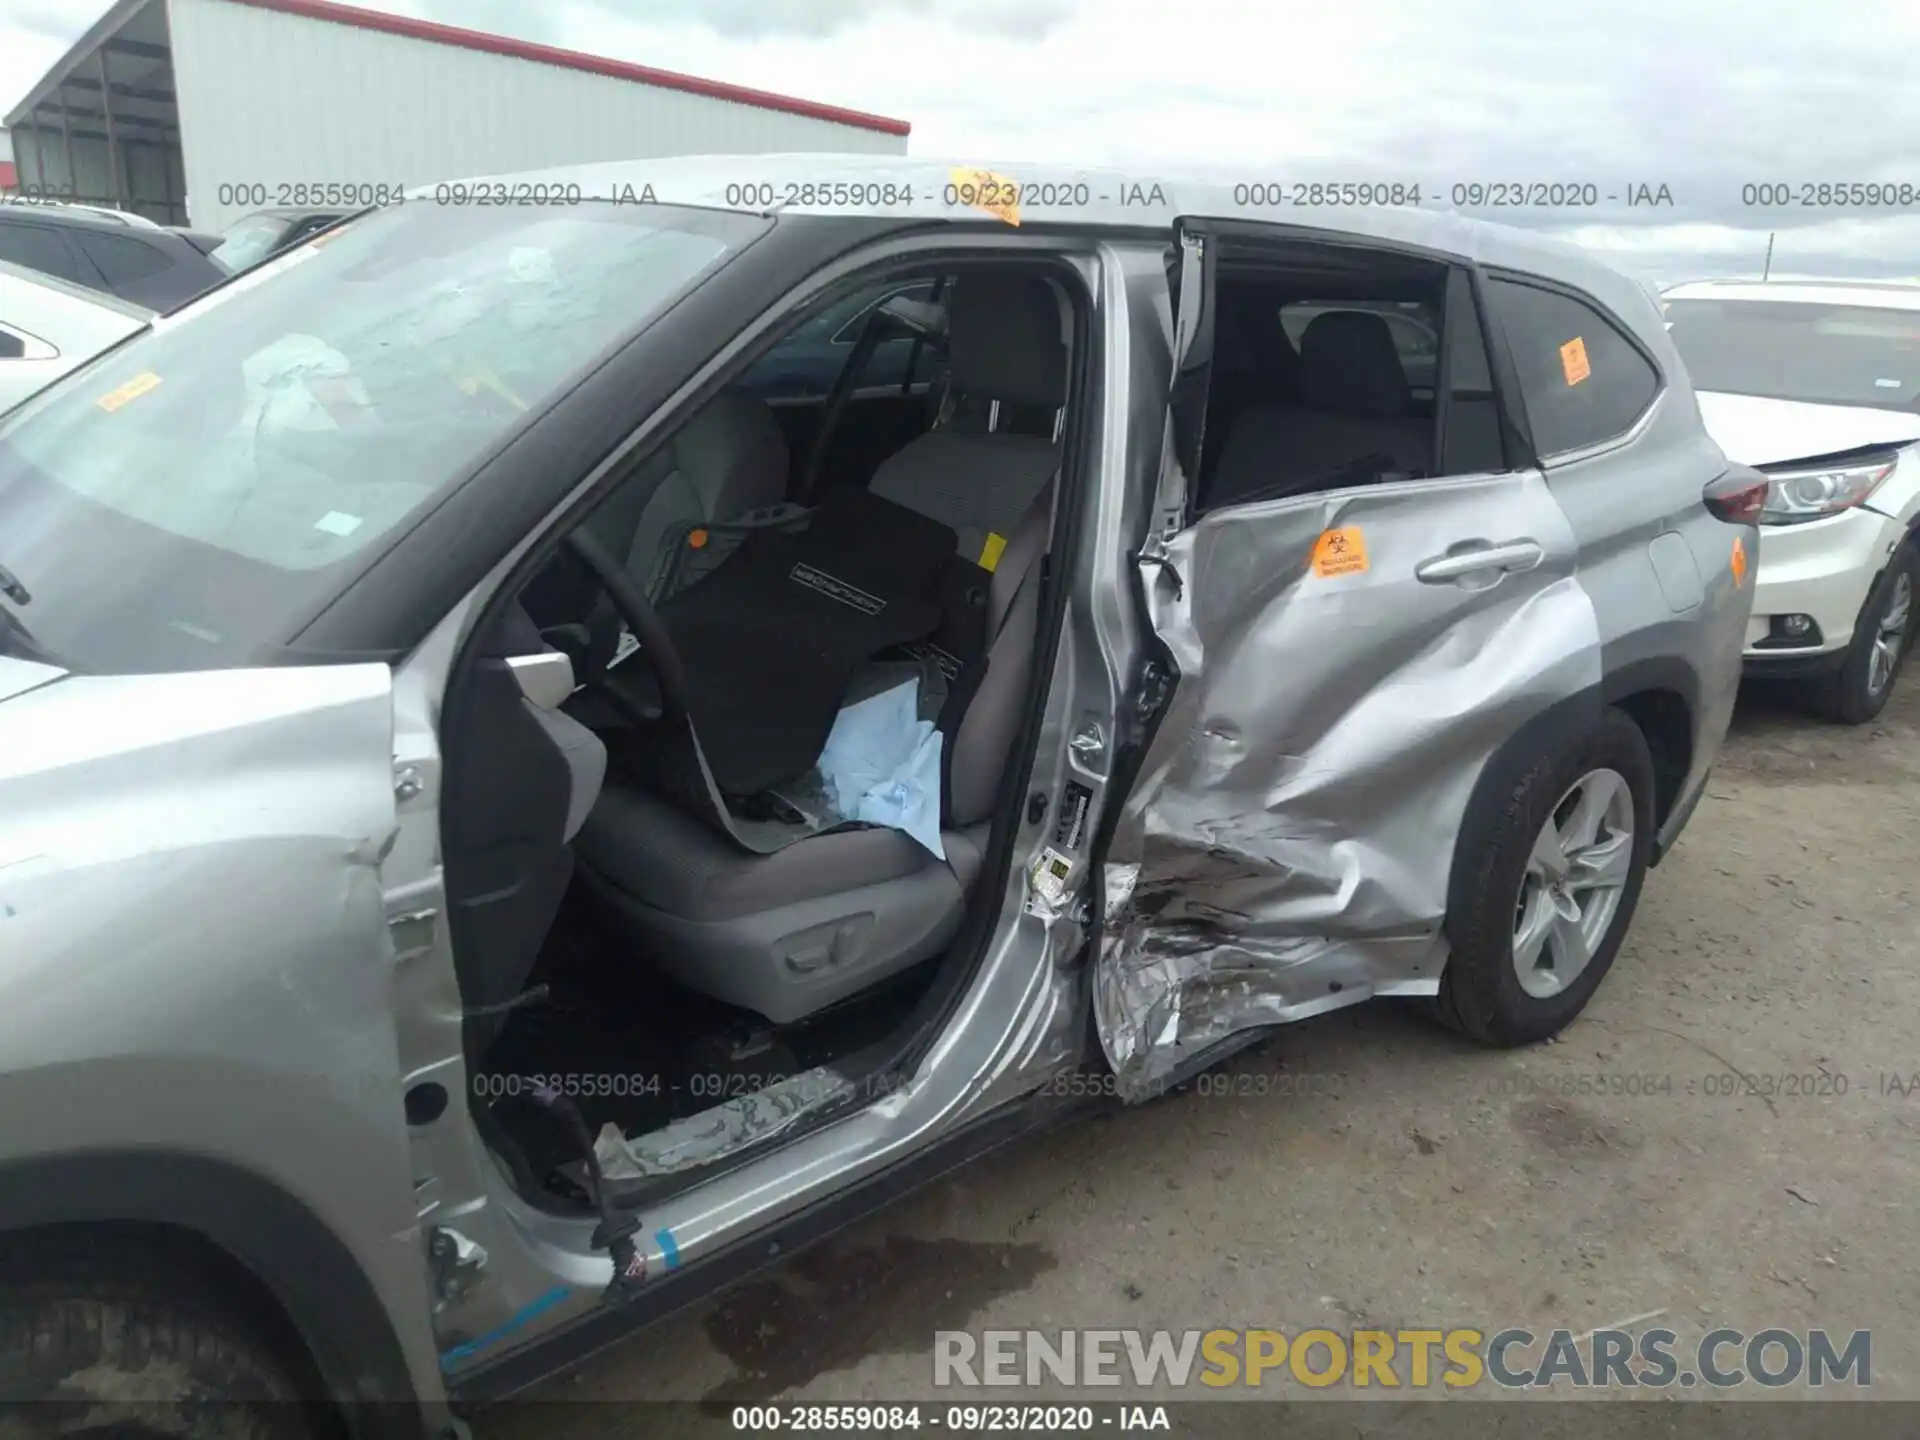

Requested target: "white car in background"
[
  {"left": 1663, "top": 280, "right": 1920, "bottom": 722},
  {"left": 0, "top": 261, "right": 150, "bottom": 414}
]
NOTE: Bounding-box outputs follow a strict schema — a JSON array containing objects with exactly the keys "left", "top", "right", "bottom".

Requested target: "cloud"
[
  {"left": 537, "top": 0, "right": 1078, "bottom": 40},
  {"left": 4, "top": 0, "right": 1915, "bottom": 280}
]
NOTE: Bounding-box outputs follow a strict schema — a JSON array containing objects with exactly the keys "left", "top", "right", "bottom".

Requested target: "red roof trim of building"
[{"left": 222, "top": 0, "right": 912, "bottom": 137}]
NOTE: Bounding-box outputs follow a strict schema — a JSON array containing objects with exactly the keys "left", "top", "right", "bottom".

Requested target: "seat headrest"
[
  {"left": 947, "top": 273, "right": 1068, "bottom": 409},
  {"left": 1298, "top": 310, "right": 1409, "bottom": 416}
]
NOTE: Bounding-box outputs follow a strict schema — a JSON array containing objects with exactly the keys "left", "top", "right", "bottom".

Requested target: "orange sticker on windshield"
[
  {"left": 1560, "top": 336, "right": 1591, "bottom": 386},
  {"left": 1730, "top": 535, "right": 1748, "bottom": 586},
  {"left": 949, "top": 167, "right": 1021, "bottom": 226},
  {"left": 1311, "top": 526, "right": 1369, "bottom": 577},
  {"left": 95, "top": 371, "right": 162, "bottom": 412}
]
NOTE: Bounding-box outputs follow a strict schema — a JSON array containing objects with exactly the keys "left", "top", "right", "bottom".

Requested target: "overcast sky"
[{"left": 4, "top": 0, "right": 1918, "bottom": 285}]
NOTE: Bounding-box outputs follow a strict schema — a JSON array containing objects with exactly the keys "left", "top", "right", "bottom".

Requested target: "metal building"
[{"left": 4, "top": 0, "right": 912, "bottom": 231}]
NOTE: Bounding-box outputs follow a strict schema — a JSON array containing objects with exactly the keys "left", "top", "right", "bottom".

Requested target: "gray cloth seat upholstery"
[
  {"left": 1207, "top": 310, "right": 1432, "bottom": 510},
  {"left": 869, "top": 273, "right": 1067, "bottom": 562},
  {"left": 574, "top": 272, "right": 1066, "bottom": 1024},
  {"left": 576, "top": 479, "right": 1054, "bottom": 1023},
  {"left": 587, "top": 390, "right": 790, "bottom": 593}
]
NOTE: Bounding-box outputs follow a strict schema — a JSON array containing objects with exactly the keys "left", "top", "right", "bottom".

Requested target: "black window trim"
[
  {"left": 827, "top": 278, "right": 938, "bottom": 344},
  {"left": 1480, "top": 265, "right": 1667, "bottom": 467}
]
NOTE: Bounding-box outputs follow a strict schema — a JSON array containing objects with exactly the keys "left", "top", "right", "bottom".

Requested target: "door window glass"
[
  {"left": 1488, "top": 278, "right": 1660, "bottom": 457},
  {"left": 75, "top": 231, "right": 172, "bottom": 286},
  {"left": 0, "top": 222, "right": 83, "bottom": 284}
]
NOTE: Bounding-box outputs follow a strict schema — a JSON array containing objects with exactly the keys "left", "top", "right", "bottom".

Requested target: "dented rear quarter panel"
[{"left": 0, "top": 660, "right": 446, "bottom": 1406}]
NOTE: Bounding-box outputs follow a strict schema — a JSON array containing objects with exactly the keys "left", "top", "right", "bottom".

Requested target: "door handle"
[{"left": 1414, "top": 540, "right": 1545, "bottom": 584}]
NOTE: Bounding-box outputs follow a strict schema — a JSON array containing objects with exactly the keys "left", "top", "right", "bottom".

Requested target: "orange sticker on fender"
[
  {"left": 96, "top": 371, "right": 162, "bottom": 412},
  {"left": 949, "top": 167, "right": 1021, "bottom": 226},
  {"left": 1730, "top": 535, "right": 1748, "bottom": 586},
  {"left": 1560, "top": 336, "right": 1591, "bottom": 386},
  {"left": 1311, "top": 526, "right": 1369, "bottom": 577}
]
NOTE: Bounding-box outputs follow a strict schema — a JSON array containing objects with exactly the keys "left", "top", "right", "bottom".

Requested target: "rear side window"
[
  {"left": 0, "top": 222, "right": 83, "bottom": 284},
  {"left": 74, "top": 231, "right": 173, "bottom": 286},
  {"left": 1488, "top": 278, "right": 1660, "bottom": 457},
  {"left": 0, "top": 330, "right": 26, "bottom": 360}
]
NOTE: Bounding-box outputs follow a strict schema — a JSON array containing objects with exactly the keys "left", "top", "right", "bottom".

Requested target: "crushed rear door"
[{"left": 1094, "top": 220, "right": 1604, "bottom": 1099}]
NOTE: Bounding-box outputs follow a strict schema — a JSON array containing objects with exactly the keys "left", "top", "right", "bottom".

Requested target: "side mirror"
[{"left": 506, "top": 650, "right": 574, "bottom": 710}]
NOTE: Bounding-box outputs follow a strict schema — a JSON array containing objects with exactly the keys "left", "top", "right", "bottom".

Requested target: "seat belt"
[{"left": 934, "top": 486, "right": 1053, "bottom": 819}]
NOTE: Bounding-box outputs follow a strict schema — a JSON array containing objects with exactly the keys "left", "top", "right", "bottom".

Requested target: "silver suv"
[{"left": 0, "top": 157, "right": 1754, "bottom": 1436}]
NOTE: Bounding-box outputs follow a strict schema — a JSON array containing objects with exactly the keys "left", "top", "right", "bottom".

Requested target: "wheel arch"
[
  {"left": 0, "top": 1151, "right": 425, "bottom": 1439},
  {"left": 1450, "top": 657, "right": 1697, "bottom": 918}
]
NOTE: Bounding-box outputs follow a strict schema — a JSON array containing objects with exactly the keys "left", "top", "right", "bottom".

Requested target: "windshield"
[
  {"left": 1664, "top": 297, "right": 1920, "bottom": 413},
  {"left": 209, "top": 213, "right": 296, "bottom": 273},
  {"left": 0, "top": 199, "right": 757, "bottom": 673}
]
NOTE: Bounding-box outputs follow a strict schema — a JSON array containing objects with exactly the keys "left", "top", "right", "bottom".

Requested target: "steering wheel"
[{"left": 559, "top": 529, "right": 692, "bottom": 731}]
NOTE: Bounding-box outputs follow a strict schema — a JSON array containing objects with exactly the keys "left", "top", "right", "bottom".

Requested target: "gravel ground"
[{"left": 477, "top": 676, "right": 1920, "bottom": 1433}]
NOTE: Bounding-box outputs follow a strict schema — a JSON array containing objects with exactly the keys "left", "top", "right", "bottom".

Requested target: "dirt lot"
[{"left": 480, "top": 677, "right": 1920, "bottom": 1430}]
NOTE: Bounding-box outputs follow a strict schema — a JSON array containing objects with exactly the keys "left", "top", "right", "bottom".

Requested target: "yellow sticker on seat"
[{"left": 979, "top": 531, "right": 1008, "bottom": 571}]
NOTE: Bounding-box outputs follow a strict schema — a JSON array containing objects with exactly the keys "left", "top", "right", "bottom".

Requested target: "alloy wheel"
[
  {"left": 1866, "top": 570, "right": 1913, "bottom": 700},
  {"left": 1511, "top": 766, "right": 1635, "bottom": 1000}
]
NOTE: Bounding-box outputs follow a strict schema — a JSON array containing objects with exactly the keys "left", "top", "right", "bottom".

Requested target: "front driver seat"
[{"left": 574, "top": 428, "right": 1059, "bottom": 1026}]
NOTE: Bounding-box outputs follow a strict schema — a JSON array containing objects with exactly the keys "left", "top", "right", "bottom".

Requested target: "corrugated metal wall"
[
  {"left": 9, "top": 129, "right": 189, "bottom": 224},
  {"left": 168, "top": 0, "right": 907, "bottom": 231}
]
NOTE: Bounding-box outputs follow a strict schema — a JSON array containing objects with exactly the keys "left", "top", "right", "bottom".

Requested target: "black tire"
[
  {"left": 0, "top": 1236, "right": 319, "bottom": 1440},
  {"left": 1805, "top": 540, "right": 1919, "bottom": 725},
  {"left": 1434, "top": 706, "right": 1656, "bottom": 1047}
]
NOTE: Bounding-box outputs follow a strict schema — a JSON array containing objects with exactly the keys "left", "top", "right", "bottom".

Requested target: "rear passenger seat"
[{"left": 1206, "top": 309, "right": 1433, "bottom": 509}]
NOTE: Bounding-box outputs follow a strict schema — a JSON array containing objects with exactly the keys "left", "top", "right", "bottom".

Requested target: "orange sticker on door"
[
  {"left": 1560, "top": 336, "right": 1591, "bottom": 387},
  {"left": 96, "top": 371, "right": 162, "bottom": 412},
  {"left": 1730, "top": 535, "right": 1748, "bottom": 586},
  {"left": 949, "top": 167, "right": 1021, "bottom": 226},
  {"left": 1311, "top": 526, "right": 1369, "bottom": 577}
]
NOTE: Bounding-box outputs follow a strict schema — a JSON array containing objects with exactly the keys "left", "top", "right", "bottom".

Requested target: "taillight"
[{"left": 1703, "top": 467, "right": 1769, "bottom": 525}]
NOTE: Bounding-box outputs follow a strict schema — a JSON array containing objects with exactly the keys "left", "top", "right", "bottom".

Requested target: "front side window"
[
  {"left": 1488, "top": 278, "right": 1661, "bottom": 457},
  {"left": 0, "top": 200, "right": 762, "bottom": 673},
  {"left": 1664, "top": 297, "right": 1920, "bottom": 413}
]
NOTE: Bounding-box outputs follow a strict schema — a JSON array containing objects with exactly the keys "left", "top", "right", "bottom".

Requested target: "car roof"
[
  {"left": 0, "top": 258, "right": 155, "bottom": 319},
  {"left": 1662, "top": 278, "right": 1920, "bottom": 311},
  {"left": 0, "top": 200, "right": 178, "bottom": 239},
  {"left": 424, "top": 153, "right": 1656, "bottom": 325}
]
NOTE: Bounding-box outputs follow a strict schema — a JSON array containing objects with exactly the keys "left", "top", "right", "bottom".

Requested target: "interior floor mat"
[{"left": 479, "top": 890, "right": 943, "bottom": 1200}]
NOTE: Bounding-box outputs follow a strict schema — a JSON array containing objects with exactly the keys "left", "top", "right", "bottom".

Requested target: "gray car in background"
[{"left": 0, "top": 156, "right": 1753, "bottom": 1437}]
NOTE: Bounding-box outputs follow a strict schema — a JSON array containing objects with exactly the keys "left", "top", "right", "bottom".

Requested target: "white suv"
[{"left": 1663, "top": 280, "right": 1920, "bottom": 721}]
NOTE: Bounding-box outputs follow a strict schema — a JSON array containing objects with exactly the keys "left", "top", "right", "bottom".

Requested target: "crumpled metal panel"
[{"left": 1096, "top": 478, "right": 1602, "bottom": 1099}]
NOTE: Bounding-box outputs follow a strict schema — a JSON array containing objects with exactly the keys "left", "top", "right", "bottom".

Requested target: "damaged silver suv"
[{"left": 0, "top": 157, "right": 1756, "bottom": 1435}]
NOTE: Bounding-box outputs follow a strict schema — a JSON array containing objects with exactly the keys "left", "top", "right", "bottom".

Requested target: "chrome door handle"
[{"left": 1415, "top": 540, "right": 1545, "bottom": 583}]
